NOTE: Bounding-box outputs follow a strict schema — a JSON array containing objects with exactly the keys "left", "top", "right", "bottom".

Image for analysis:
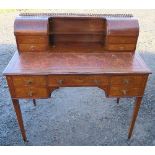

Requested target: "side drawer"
[
  {"left": 110, "top": 75, "right": 146, "bottom": 87},
  {"left": 14, "top": 87, "right": 49, "bottom": 98},
  {"left": 109, "top": 86, "right": 142, "bottom": 97},
  {"left": 18, "top": 44, "right": 48, "bottom": 52},
  {"left": 12, "top": 76, "right": 47, "bottom": 87},
  {"left": 105, "top": 44, "right": 136, "bottom": 51},
  {"left": 48, "top": 75, "right": 109, "bottom": 87},
  {"left": 16, "top": 35, "right": 48, "bottom": 44}
]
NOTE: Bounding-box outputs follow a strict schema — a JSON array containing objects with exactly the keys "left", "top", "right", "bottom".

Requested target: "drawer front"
[
  {"left": 109, "top": 86, "right": 142, "bottom": 97},
  {"left": 106, "top": 37, "right": 137, "bottom": 44},
  {"left": 110, "top": 75, "right": 146, "bottom": 87},
  {"left": 14, "top": 87, "right": 49, "bottom": 98},
  {"left": 18, "top": 44, "right": 48, "bottom": 52},
  {"left": 12, "top": 76, "right": 47, "bottom": 87},
  {"left": 16, "top": 36, "right": 48, "bottom": 44},
  {"left": 106, "top": 44, "right": 136, "bottom": 51},
  {"left": 48, "top": 75, "right": 108, "bottom": 87}
]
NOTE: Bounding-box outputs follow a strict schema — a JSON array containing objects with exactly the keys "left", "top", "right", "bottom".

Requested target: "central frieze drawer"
[{"left": 48, "top": 75, "right": 109, "bottom": 86}]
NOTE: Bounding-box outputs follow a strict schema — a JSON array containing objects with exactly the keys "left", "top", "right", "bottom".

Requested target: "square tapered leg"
[
  {"left": 12, "top": 99, "right": 27, "bottom": 142},
  {"left": 128, "top": 97, "right": 142, "bottom": 139}
]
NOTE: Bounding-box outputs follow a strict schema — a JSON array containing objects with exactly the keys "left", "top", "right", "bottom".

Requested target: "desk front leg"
[
  {"left": 128, "top": 97, "right": 142, "bottom": 139},
  {"left": 12, "top": 99, "right": 27, "bottom": 142}
]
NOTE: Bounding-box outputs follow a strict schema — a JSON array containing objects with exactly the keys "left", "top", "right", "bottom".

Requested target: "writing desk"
[
  {"left": 3, "top": 13, "right": 151, "bottom": 142},
  {"left": 3, "top": 51, "right": 151, "bottom": 141}
]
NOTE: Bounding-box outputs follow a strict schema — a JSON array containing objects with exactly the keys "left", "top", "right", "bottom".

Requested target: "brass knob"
[
  {"left": 39, "top": 37, "right": 42, "bottom": 40},
  {"left": 94, "top": 79, "right": 99, "bottom": 85},
  {"left": 28, "top": 91, "right": 33, "bottom": 97},
  {"left": 58, "top": 79, "right": 64, "bottom": 85},
  {"left": 30, "top": 45, "right": 35, "bottom": 51},
  {"left": 120, "top": 46, "right": 124, "bottom": 50},
  {"left": 26, "top": 79, "right": 33, "bottom": 85},
  {"left": 122, "top": 90, "right": 127, "bottom": 95},
  {"left": 123, "top": 79, "right": 129, "bottom": 84},
  {"left": 112, "top": 54, "right": 117, "bottom": 58}
]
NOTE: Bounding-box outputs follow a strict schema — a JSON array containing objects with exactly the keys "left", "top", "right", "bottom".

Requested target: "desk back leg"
[
  {"left": 12, "top": 99, "right": 27, "bottom": 142},
  {"left": 33, "top": 99, "right": 36, "bottom": 106},
  {"left": 128, "top": 97, "right": 142, "bottom": 139},
  {"left": 116, "top": 98, "right": 120, "bottom": 104}
]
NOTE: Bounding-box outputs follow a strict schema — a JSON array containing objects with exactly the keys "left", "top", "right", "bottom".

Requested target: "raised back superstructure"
[{"left": 14, "top": 13, "right": 139, "bottom": 53}]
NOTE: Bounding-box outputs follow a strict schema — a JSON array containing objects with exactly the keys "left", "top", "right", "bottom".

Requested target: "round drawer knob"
[
  {"left": 30, "top": 45, "right": 35, "bottom": 51},
  {"left": 120, "top": 46, "right": 124, "bottom": 50},
  {"left": 94, "top": 80, "right": 99, "bottom": 85},
  {"left": 28, "top": 91, "right": 34, "bottom": 97},
  {"left": 52, "top": 45, "right": 56, "bottom": 48},
  {"left": 27, "top": 79, "right": 33, "bottom": 85},
  {"left": 123, "top": 79, "right": 129, "bottom": 84},
  {"left": 58, "top": 79, "right": 64, "bottom": 85},
  {"left": 122, "top": 90, "right": 127, "bottom": 95},
  {"left": 112, "top": 54, "right": 117, "bottom": 58}
]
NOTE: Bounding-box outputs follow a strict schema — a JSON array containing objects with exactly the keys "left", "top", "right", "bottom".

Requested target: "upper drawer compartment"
[
  {"left": 12, "top": 76, "right": 47, "bottom": 87},
  {"left": 106, "top": 36, "right": 137, "bottom": 44},
  {"left": 106, "top": 44, "right": 136, "bottom": 51},
  {"left": 110, "top": 75, "right": 146, "bottom": 87},
  {"left": 16, "top": 36, "right": 48, "bottom": 44},
  {"left": 18, "top": 44, "right": 48, "bottom": 52},
  {"left": 48, "top": 75, "right": 108, "bottom": 87}
]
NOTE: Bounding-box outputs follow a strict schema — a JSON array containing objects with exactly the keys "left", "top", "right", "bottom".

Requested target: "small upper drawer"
[
  {"left": 110, "top": 75, "right": 146, "bottom": 87},
  {"left": 18, "top": 44, "right": 48, "bottom": 52},
  {"left": 48, "top": 75, "right": 108, "bottom": 87},
  {"left": 16, "top": 36, "right": 48, "bottom": 44},
  {"left": 12, "top": 76, "right": 47, "bottom": 87},
  {"left": 106, "top": 37, "right": 137, "bottom": 44},
  {"left": 106, "top": 44, "right": 136, "bottom": 51}
]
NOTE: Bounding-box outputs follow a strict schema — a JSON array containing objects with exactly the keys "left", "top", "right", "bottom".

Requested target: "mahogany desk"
[{"left": 3, "top": 13, "right": 151, "bottom": 142}]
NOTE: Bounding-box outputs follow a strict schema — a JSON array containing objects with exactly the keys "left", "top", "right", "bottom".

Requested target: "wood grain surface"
[{"left": 3, "top": 52, "right": 151, "bottom": 75}]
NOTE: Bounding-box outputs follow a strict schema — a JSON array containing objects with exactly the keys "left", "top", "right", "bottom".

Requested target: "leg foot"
[
  {"left": 116, "top": 98, "right": 120, "bottom": 104},
  {"left": 12, "top": 99, "right": 27, "bottom": 141},
  {"left": 33, "top": 99, "right": 36, "bottom": 106},
  {"left": 128, "top": 97, "right": 142, "bottom": 139}
]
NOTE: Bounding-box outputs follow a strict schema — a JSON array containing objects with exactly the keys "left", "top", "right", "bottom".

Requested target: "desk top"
[{"left": 3, "top": 52, "right": 151, "bottom": 75}]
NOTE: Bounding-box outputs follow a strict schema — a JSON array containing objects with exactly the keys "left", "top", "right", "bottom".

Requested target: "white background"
[
  {"left": 0, "top": 0, "right": 155, "bottom": 9},
  {"left": 0, "top": 0, "right": 155, "bottom": 154}
]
